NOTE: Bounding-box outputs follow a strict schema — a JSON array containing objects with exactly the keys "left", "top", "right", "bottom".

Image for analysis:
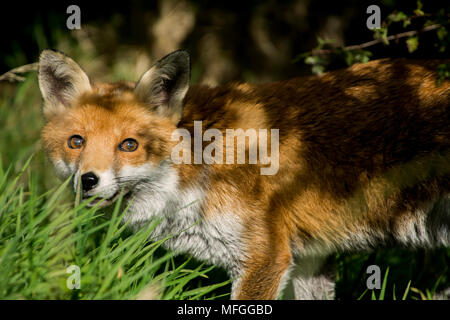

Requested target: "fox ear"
[
  {"left": 38, "top": 50, "right": 91, "bottom": 118},
  {"left": 134, "top": 50, "right": 190, "bottom": 124}
]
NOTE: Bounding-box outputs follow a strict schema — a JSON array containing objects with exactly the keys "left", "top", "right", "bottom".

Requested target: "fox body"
[{"left": 38, "top": 50, "right": 450, "bottom": 299}]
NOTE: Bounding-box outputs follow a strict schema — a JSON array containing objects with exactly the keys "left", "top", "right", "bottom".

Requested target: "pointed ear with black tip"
[
  {"left": 134, "top": 50, "right": 190, "bottom": 124},
  {"left": 38, "top": 49, "right": 92, "bottom": 119}
]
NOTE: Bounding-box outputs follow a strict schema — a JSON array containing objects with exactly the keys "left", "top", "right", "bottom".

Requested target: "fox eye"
[
  {"left": 119, "top": 138, "right": 139, "bottom": 152},
  {"left": 68, "top": 135, "right": 85, "bottom": 149}
]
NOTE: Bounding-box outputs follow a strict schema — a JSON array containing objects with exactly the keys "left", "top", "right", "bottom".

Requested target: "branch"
[
  {"left": 0, "top": 62, "right": 38, "bottom": 83},
  {"left": 312, "top": 24, "right": 442, "bottom": 55}
]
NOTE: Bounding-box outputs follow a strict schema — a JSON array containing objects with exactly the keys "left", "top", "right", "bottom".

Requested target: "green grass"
[
  {"left": 0, "top": 157, "right": 230, "bottom": 299},
  {"left": 335, "top": 249, "right": 449, "bottom": 300}
]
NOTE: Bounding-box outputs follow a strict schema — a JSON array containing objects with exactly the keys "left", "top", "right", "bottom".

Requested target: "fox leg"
[
  {"left": 425, "top": 196, "right": 450, "bottom": 247},
  {"left": 231, "top": 233, "right": 292, "bottom": 300},
  {"left": 281, "top": 255, "right": 336, "bottom": 300},
  {"left": 393, "top": 196, "right": 450, "bottom": 248}
]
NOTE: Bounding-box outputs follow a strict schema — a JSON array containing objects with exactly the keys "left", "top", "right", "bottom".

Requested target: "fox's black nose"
[{"left": 81, "top": 172, "right": 99, "bottom": 192}]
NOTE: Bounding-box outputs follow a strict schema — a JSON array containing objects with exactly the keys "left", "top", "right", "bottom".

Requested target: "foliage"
[
  {"left": 299, "top": 1, "right": 450, "bottom": 78},
  {"left": 0, "top": 157, "right": 230, "bottom": 300}
]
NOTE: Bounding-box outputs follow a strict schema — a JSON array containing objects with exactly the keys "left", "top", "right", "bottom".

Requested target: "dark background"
[{"left": 1, "top": 0, "right": 449, "bottom": 82}]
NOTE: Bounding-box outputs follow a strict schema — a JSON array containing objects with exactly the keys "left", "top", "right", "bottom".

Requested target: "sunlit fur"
[{"left": 39, "top": 50, "right": 450, "bottom": 300}]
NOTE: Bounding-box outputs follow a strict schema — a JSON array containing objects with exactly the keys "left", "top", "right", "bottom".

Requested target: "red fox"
[{"left": 38, "top": 49, "right": 450, "bottom": 299}]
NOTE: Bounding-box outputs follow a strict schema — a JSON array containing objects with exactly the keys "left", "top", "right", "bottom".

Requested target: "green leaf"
[
  {"left": 312, "top": 64, "right": 325, "bottom": 76},
  {"left": 403, "top": 18, "right": 411, "bottom": 28},
  {"left": 406, "top": 36, "right": 419, "bottom": 53},
  {"left": 437, "top": 27, "right": 448, "bottom": 41},
  {"left": 304, "top": 56, "right": 317, "bottom": 65},
  {"left": 436, "top": 63, "right": 450, "bottom": 86},
  {"left": 374, "top": 27, "right": 389, "bottom": 45},
  {"left": 388, "top": 11, "right": 408, "bottom": 22},
  {"left": 416, "top": 0, "right": 423, "bottom": 10}
]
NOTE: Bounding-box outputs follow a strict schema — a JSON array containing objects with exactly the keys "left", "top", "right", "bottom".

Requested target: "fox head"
[{"left": 38, "top": 49, "right": 190, "bottom": 207}]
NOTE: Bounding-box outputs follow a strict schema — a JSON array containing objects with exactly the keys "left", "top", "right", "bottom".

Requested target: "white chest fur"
[{"left": 124, "top": 171, "right": 244, "bottom": 278}]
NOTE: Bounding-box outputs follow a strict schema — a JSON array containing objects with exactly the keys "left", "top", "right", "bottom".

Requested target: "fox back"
[{"left": 38, "top": 50, "right": 450, "bottom": 299}]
